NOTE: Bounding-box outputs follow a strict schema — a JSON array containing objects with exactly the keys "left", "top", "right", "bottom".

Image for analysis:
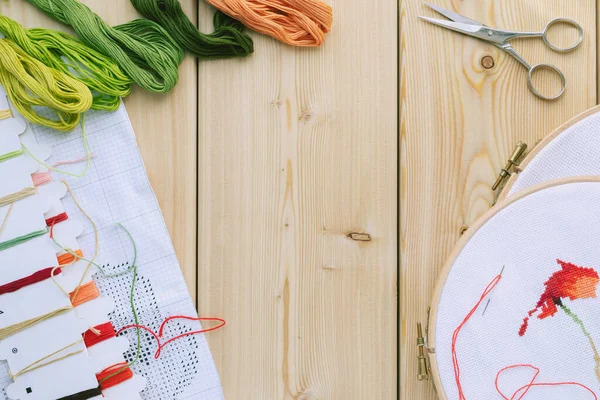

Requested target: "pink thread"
[
  {"left": 452, "top": 274, "right": 598, "bottom": 399},
  {"left": 52, "top": 153, "right": 94, "bottom": 167},
  {"left": 32, "top": 172, "right": 52, "bottom": 186},
  {"left": 116, "top": 316, "right": 226, "bottom": 359}
]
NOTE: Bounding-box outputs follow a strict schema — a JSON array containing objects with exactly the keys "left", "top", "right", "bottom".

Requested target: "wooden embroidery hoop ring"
[
  {"left": 427, "top": 175, "right": 600, "bottom": 400},
  {"left": 498, "top": 105, "right": 600, "bottom": 202}
]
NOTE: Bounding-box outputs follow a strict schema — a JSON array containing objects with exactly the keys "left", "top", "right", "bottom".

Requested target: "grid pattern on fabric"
[
  {"left": 435, "top": 181, "right": 600, "bottom": 400},
  {"left": 507, "top": 111, "right": 600, "bottom": 197},
  {"left": 0, "top": 105, "right": 224, "bottom": 400}
]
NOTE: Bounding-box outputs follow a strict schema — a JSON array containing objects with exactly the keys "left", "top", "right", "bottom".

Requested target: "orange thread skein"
[
  {"left": 57, "top": 249, "right": 83, "bottom": 266},
  {"left": 69, "top": 281, "right": 100, "bottom": 307},
  {"left": 206, "top": 0, "right": 333, "bottom": 47}
]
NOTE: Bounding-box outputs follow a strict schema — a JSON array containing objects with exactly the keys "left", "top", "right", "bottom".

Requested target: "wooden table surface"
[
  {"left": 6, "top": 0, "right": 589, "bottom": 398},
  {"left": 0, "top": 0, "right": 398, "bottom": 399}
]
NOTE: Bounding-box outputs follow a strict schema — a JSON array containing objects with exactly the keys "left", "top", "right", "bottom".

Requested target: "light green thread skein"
[
  {"left": 0, "top": 14, "right": 132, "bottom": 111},
  {"left": 0, "top": 39, "right": 93, "bottom": 131},
  {"left": 27, "top": 0, "right": 184, "bottom": 93}
]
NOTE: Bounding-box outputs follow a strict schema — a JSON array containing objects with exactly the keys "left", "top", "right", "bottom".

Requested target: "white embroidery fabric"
[
  {"left": 434, "top": 181, "right": 600, "bottom": 400},
  {"left": 507, "top": 110, "right": 600, "bottom": 197}
]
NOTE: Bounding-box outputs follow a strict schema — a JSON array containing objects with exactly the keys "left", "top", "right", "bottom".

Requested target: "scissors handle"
[
  {"left": 540, "top": 18, "right": 583, "bottom": 52},
  {"left": 527, "top": 63, "right": 566, "bottom": 100}
]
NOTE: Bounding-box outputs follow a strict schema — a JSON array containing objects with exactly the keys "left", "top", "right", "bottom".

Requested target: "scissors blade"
[
  {"left": 419, "top": 16, "right": 483, "bottom": 35},
  {"left": 423, "top": 2, "right": 482, "bottom": 26}
]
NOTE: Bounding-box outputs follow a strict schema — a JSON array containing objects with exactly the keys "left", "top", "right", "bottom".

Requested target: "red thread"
[
  {"left": 96, "top": 363, "right": 133, "bottom": 390},
  {"left": 32, "top": 172, "right": 52, "bottom": 186},
  {"left": 0, "top": 267, "right": 61, "bottom": 295},
  {"left": 452, "top": 274, "right": 502, "bottom": 400},
  {"left": 495, "top": 364, "right": 597, "bottom": 400},
  {"left": 83, "top": 322, "right": 116, "bottom": 348},
  {"left": 45, "top": 212, "right": 69, "bottom": 227},
  {"left": 453, "top": 274, "right": 598, "bottom": 399},
  {"left": 117, "top": 316, "right": 226, "bottom": 359},
  {"left": 57, "top": 249, "right": 84, "bottom": 266}
]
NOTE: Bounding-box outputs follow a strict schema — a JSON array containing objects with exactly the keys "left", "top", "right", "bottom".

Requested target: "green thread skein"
[
  {"left": 26, "top": 0, "right": 184, "bottom": 93},
  {"left": 130, "top": 0, "right": 253, "bottom": 58},
  {"left": 0, "top": 39, "right": 93, "bottom": 131},
  {"left": 0, "top": 14, "right": 132, "bottom": 111}
]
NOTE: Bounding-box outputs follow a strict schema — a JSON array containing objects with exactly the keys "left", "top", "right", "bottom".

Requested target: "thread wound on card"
[
  {"left": 0, "top": 187, "right": 37, "bottom": 208},
  {"left": 69, "top": 281, "right": 101, "bottom": 307},
  {"left": 83, "top": 322, "right": 116, "bottom": 348},
  {"left": 0, "top": 306, "right": 71, "bottom": 340},
  {"left": 57, "top": 249, "right": 84, "bottom": 266},
  {"left": 96, "top": 364, "right": 134, "bottom": 390},
  {"left": 46, "top": 212, "right": 69, "bottom": 227}
]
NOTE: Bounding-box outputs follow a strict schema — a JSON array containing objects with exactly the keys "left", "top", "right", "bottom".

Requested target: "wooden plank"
[
  {"left": 400, "top": 1, "right": 596, "bottom": 399},
  {"left": 0, "top": 0, "right": 199, "bottom": 302},
  {"left": 196, "top": 1, "right": 398, "bottom": 398}
]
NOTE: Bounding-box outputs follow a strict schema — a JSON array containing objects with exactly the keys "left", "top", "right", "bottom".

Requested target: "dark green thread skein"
[
  {"left": 130, "top": 0, "right": 253, "bottom": 58},
  {"left": 0, "top": 14, "right": 132, "bottom": 111},
  {"left": 26, "top": 0, "right": 184, "bottom": 93}
]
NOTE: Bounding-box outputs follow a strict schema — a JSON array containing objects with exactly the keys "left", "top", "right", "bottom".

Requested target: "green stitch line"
[{"left": 560, "top": 304, "right": 600, "bottom": 384}]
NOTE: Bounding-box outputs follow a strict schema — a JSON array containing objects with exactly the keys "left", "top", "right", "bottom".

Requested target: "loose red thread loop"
[
  {"left": 45, "top": 212, "right": 68, "bottom": 227},
  {"left": 69, "top": 281, "right": 100, "bottom": 307},
  {"left": 96, "top": 363, "right": 133, "bottom": 390},
  {"left": 495, "top": 364, "right": 598, "bottom": 400},
  {"left": 453, "top": 274, "right": 598, "bottom": 399},
  {"left": 452, "top": 274, "right": 502, "bottom": 400},
  {"left": 57, "top": 249, "right": 84, "bottom": 266},
  {"left": 117, "top": 316, "right": 226, "bottom": 359},
  {"left": 83, "top": 322, "right": 116, "bottom": 348},
  {"left": 0, "top": 267, "right": 61, "bottom": 295}
]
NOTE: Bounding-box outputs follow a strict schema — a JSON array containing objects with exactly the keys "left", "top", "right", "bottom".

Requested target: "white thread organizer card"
[{"left": 0, "top": 83, "right": 224, "bottom": 400}]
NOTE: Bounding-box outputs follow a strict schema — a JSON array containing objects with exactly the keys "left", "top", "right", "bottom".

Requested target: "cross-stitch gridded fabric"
[
  {"left": 0, "top": 104, "right": 224, "bottom": 400},
  {"left": 507, "top": 110, "right": 600, "bottom": 197},
  {"left": 435, "top": 181, "right": 600, "bottom": 400}
]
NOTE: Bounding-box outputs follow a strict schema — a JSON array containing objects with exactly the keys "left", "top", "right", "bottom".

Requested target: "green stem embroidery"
[{"left": 560, "top": 304, "right": 600, "bottom": 383}]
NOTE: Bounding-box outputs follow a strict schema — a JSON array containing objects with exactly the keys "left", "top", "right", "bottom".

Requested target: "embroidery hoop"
[
  {"left": 428, "top": 176, "right": 600, "bottom": 400},
  {"left": 499, "top": 105, "right": 600, "bottom": 201}
]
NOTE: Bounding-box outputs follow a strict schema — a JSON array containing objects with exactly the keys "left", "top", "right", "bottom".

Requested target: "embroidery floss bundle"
[
  {"left": 0, "top": 14, "right": 132, "bottom": 111},
  {"left": 57, "top": 386, "right": 102, "bottom": 400},
  {"left": 32, "top": 172, "right": 52, "bottom": 186},
  {"left": 0, "top": 267, "right": 61, "bottom": 295},
  {"left": 0, "top": 228, "right": 48, "bottom": 251},
  {"left": 0, "top": 149, "right": 24, "bottom": 163},
  {"left": 0, "top": 109, "right": 11, "bottom": 120},
  {"left": 26, "top": 0, "right": 184, "bottom": 93},
  {"left": 130, "top": 0, "right": 254, "bottom": 58},
  {"left": 0, "top": 187, "right": 36, "bottom": 207},
  {"left": 83, "top": 322, "right": 116, "bottom": 348},
  {"left": 96, "top": 364, "right": 134, "bottom": 389},
  {"left": 0, "top": 306, "right": 72, "bottom": 340},
  {"left": 205, "top": 0, "right": 333, "bottom": 46},
  {"left": 46, "top": 212, "right": 69, "bottom": 227},
  {"left": 0, "top": 40, "right": 93, "bottom": 131},
  {"left": 69, "top": 281, "right": 101, "bottom": 307}
]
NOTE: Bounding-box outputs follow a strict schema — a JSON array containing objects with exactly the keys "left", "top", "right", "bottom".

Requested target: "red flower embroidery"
[{"left": 519, "top": 259, "right": 599, "bottom": 336}]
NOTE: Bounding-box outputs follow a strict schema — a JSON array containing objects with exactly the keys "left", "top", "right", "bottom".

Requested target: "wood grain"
[
  {"left": 400, "top": 1, "right": 596, "bottom": 399},
  {"left": 0, "top": 0, "right": 199, "bottom": 302},
  {"left": 196, "top": 0, "right": 398, "bottom": 398}
]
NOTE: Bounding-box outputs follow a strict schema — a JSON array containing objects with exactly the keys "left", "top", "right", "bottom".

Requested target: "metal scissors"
[{"left": 419, "top": 3, "right": 584, "bottom": 100}]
